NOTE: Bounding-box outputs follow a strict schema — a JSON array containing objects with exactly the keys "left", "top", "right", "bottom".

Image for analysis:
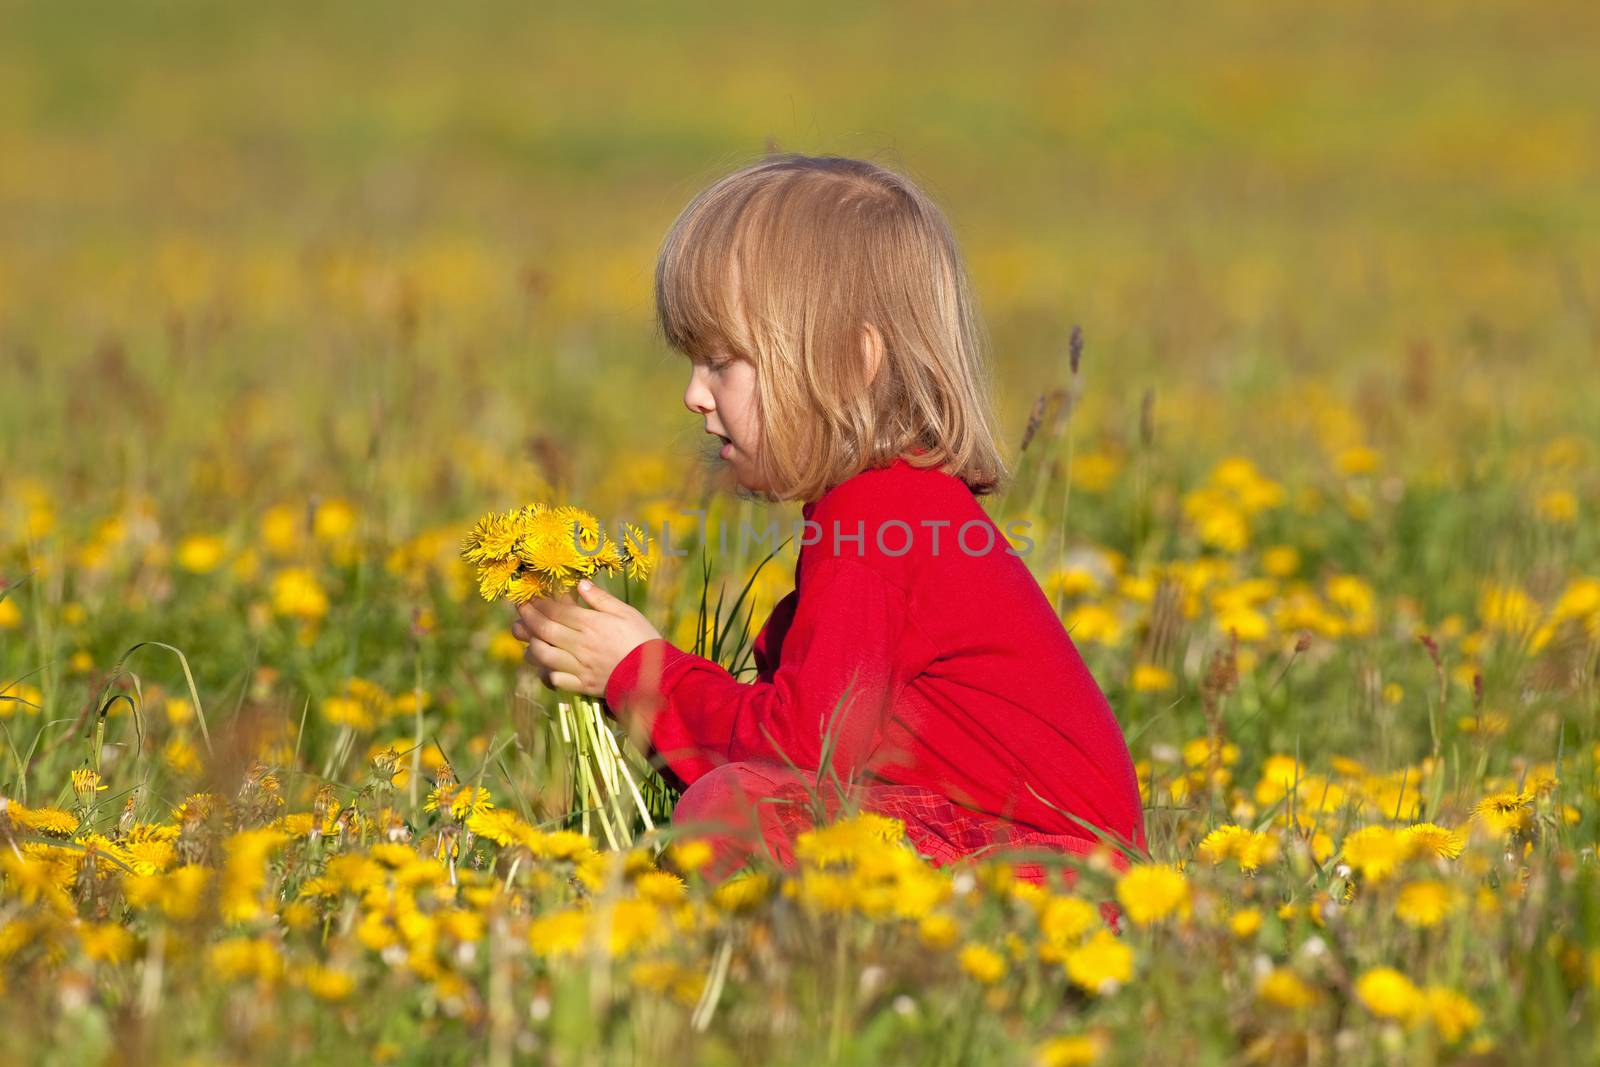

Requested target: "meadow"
[{"left": 2, "top": 2, "right": 1599, "bottom": 1064}]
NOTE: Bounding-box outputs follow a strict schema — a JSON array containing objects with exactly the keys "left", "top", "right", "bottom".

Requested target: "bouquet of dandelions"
[{"left": 460, "top": 502, "right": 675, "bottom": 848}]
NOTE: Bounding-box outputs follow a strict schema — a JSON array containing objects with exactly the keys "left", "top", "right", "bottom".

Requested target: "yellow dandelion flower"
[
  {"left": 6, "top": 802, "right": 80, "bottom": 837},
  {"left": 176, "top": 534, "right": 227, "bottom": 574},
  {"left": 1040, "top": 895, "right": 1100, "bottom": 947},
  {"left": 1257, "top": 967, "right": 1320, "bottom": 1009},
  {"left": 788, "top": 869, "right": 857, "bottom": 913},
  {"left": 794, "top": 812, "right": 907, "bottom": 866},
  {"left": 1228, "top": 908, "right": 1263, "bottom": 939},
  {"left": 312, "top": 499, "right": 357, "bottom": 543},
  {"left": 532, "top": 829, "right": 595, "bottom": 862},
  {"left": 1033, "top": 1033, "right": 1105, "bottom": 1067},
  {"left": 1113, "top": 864, "right": 1190, "bottom": 925},
  {"left": 476, "top": 556, "right": 521, "bottom": 601},
  {"left": 1457, "top": 711, "right": 1510, "bottom": 736},
  {"left": 1472, "top": 790, "right": 1535, "bottom": 837},
  {"left": 1183, "top": 736, "right": 1240, "bottom": 769},
  {"left": 162, "top": 736, "right": 201, "bottom": 776},
  {"left": 145, "top": 865, "right": 212, "bottom": 921},
  {"left": 461, "top": 502, "right": 653, "bottom": 604},
  {"left": 1261, "top": 545, "right": 1300, "bottom": 577},
  {"left": 1479, "top": 582, "right": 1540, "bottom": 635},
  {"left": 619, "top": 522, "right": 656, "bottom": 582},
  {"left": 1063, "top": 929, "right": 1134, "bottom": 995},
  {"left": 917, "top": 913, "right": 959, "bottom": 950},
  {"left": 667, "top": 838, "right": 715, "bottom": 875},
  {"left": 220, "top": 828, "right": 289, "bottom": 924},
  {"left": 1130, "top": 663, "right": 1174, "bottom": 692},
  {"left": 705, "top": 871, "right": 771, "bottom": 914},
  {"left": 439, "top": 908, "right": 486, "bottom": 944},
  {"left": 1339, "top": 826, "right": 1405, "bottom": 881},
  {"left": 1071, "top": 451, "right": 1122, "bottom": 492},
  {"left": 1534, "top": 490, "right": 1577, "bottom": 527},
  {"left": 1, "top": 851, "right": 75, "bottom": 915},
  {"left": 601, "top": 902, "right": 672, "bottom": 959},
  {"left": 121, "top": 837, "right": 178, "bottom": 875},
  {"left": 633, "top": 871, "right": 688, "bottom": 908},
  {"left": 1399, "top": 822, "right": 1464, "bottom": 860},
  {"left": 1423, "top": 986, "right": 1482, "bottom": 1043},
  {"left": 463, "top": 807, "right": 530, "bottom": 848},
  {"left": 446, "top": 784, "right": 491, "bottom": 820},
  {"left": 958, "top": 943, "right": 1006, "bottom": 984},
  {"left": 300, "top": 964, "right": 356, "bottom": 1002},
  {"left": 271, "top": 567, "right": 329, "bottom": 621},
  {"left": 459, "top": 507, "right": 524, "bottom": 565},
  {"left": 1335, "top": 445, "right": 1380, "bottom": 477},
  {"left": 1064, "top": 601, "right": 1123, "bottom": 646},
  {"left": 1329, "top": 755, "right": 1367, "bottom": 778},
  {"left": 1355, "top": 966, "right": 1424, "bottom": 1021},
  {"left": 259, "top": 504, "right": 304, "bottom": 557},
  {"left": 1196, "top": 825, "right": 1277, "bottom": 872},
  {"left": 629, "top": 959, "right": 705, "bottom": 1006},
  {"left": 208, "top": 936, "right": 284, "bottom": 984},
  {"left": 78, "top": 922, "right": 136, "bottom": 964},
  {"left": 1396, "top": 880, "right": 1461, "bottom": 928},
  {"left": 422, "top": 781, "right": 493, "bottom": 821},
  {"left": 1551, "top": 577, "right": 1600, "bottom": 627}
]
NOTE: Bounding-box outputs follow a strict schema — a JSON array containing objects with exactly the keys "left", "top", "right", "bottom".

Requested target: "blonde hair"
[{"left": 654, "top": 153, "right": 1011, "bottom": 504}]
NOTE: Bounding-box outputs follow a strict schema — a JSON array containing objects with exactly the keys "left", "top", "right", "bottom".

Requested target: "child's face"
[{"left": 685, "top": 346, "right": 766, "bottom": 494}]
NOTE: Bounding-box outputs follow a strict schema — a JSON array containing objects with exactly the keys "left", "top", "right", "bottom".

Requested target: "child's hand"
[{"left": 509, "top": 579, "right": 663, "bottom": 697}]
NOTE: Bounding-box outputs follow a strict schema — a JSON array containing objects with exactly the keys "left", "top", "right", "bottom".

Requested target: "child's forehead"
[
  {"left": 687, "top": 255, "right": 755, "bottom": 356},
  {"left": 663, "top": 215, "right": 771, "bottom": 361}
]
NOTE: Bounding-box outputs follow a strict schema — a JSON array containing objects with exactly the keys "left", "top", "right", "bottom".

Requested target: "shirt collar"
[{"left": 801, "top": 450, "right": 928, "bottom": 520}]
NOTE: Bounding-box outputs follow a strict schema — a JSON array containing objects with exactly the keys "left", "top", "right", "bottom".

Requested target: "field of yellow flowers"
[{"left": 3, "top": 3, "right": 1599, "bottom": 1065}]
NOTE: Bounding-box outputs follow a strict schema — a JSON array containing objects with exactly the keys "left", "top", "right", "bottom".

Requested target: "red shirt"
[{"left": 603, "top": 454, "right": 1147, "bottom": 854}]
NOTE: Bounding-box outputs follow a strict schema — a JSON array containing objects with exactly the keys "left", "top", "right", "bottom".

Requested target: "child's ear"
[{"left": 861, "top": 321, "right": 886, "bottom": 386}]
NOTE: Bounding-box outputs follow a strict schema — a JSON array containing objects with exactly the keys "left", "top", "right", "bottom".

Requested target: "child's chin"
[{"left": 729, "top": 466, "right": 770, "bottom": 496}]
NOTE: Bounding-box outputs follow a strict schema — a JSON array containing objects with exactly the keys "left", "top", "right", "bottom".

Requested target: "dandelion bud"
[{"left": 71, "top": 767, "right": 106, "bottom": 799}]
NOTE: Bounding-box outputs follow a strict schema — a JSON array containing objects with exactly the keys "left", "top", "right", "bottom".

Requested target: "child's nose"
[{"left": 683, "top": 372, "right": 713, "bottom": 415}]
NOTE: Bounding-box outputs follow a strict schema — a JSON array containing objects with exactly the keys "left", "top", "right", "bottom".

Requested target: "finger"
[
  {"left": 531, "top": 596, "right": 589, "bottom": 627},
  {"left": 525, "top": 607, "right": 580, "bottom": 647},
  {"left": 547, "top": 671, "right": 583, "bottom": 692},
  {"left": 520, "top": 596, "right": 580, "bottom": 627},
  {"left": 574, "top": 578, "right": 622, "bottom": 614},
  {"left": 524, "top": 636, "right": 581, "bottom": 675},
  {"left": 511, "top": 619, "right": 529, "bottom": 641}
]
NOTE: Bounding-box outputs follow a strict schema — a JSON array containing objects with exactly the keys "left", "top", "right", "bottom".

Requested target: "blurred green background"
[
  {"left": 3, "top": 10, "right": 1599, "bottom": 1062},
  {"left": 4, "top": 0, "right": 1597, "bottom": 518}
]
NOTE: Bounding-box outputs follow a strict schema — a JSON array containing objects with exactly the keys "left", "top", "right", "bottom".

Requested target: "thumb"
[{"left": 575, "top": 578, "right": 619, "bottom": 612}]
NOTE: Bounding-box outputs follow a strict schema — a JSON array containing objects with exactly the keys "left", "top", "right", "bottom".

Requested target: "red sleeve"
[
  {"left": 751, "top": 588, "right": 797, "bottom": 679},
  {"left": 602, "top": 556, "right": 918, "bottom": 788}
]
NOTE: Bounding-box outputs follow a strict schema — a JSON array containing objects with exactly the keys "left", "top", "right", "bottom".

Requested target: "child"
[{"left": 512, "top": 153, "right": 1145, "bottom": 887}]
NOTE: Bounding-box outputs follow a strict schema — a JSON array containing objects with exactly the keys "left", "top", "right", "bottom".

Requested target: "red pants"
[{"left": 670, "top": 760, "right": 1129, "bottom": 890}]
